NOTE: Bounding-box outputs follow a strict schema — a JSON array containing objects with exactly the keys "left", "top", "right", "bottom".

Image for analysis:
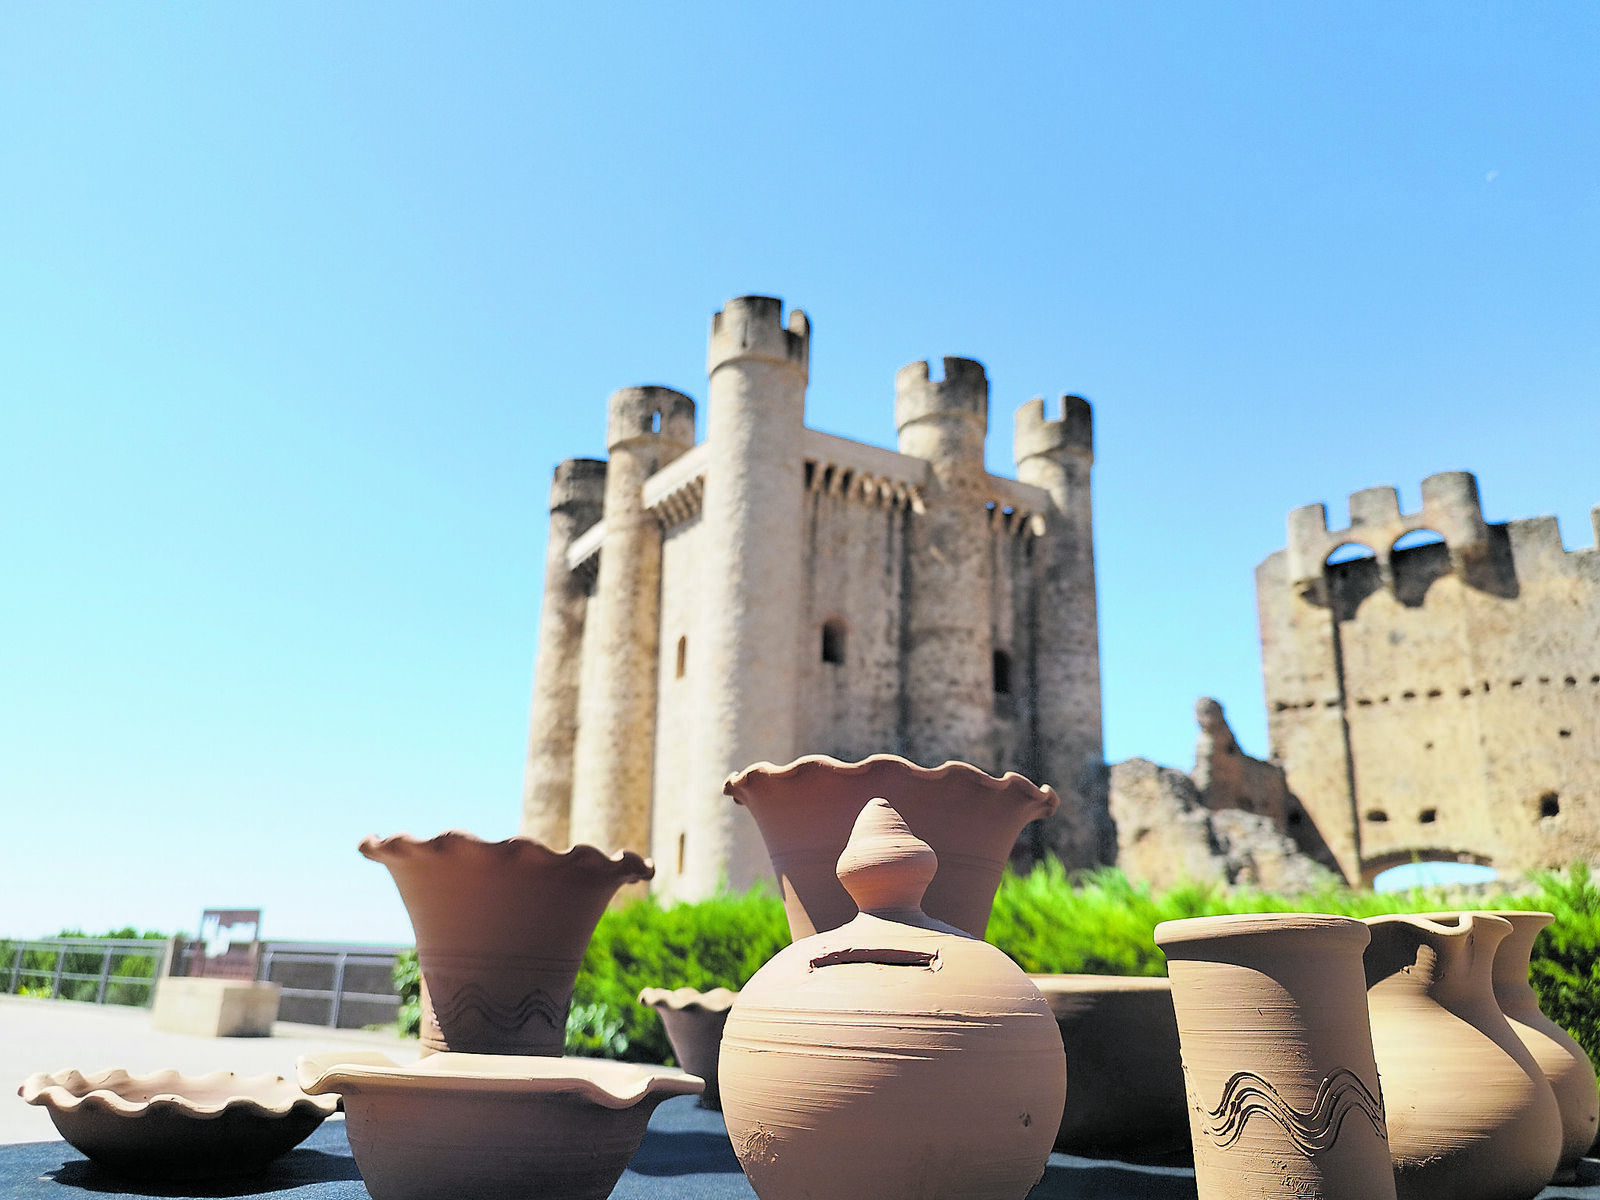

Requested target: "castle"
[
  {"left": 1256, "top": 473, "right": 1600, "bottom": 885},
  {"left": 520, "top": 295, "right": 1105, "bottom": 902}
]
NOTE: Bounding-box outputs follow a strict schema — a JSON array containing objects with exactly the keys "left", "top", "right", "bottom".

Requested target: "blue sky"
[{"left": 4, "top": 4, "right": 1595, "bottom": 942}]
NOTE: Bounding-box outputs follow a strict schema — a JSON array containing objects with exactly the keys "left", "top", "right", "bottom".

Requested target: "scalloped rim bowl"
[
  {"left": 18, "top": 1068, "right": 337, "bottom": 1181},
  {"left": 297, "top": 1052, "right": 703, "bottom": 1200},
  {"left": 357, "top": 829, "right": 654, "bottom": 881},
  {"left": 637, "top": 988, "right": 737, "bottom": 1110}
]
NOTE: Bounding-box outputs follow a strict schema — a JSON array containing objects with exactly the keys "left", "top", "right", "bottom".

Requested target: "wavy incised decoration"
[
  {"left": 429, "top": 983, "right": 564, "bottom": 1034},
  {"left": 1201, "top": 1067, "right": 1385, "bottom": 1155}
]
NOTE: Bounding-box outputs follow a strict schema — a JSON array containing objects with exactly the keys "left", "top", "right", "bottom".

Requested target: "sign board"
[{"left": 187, "top": 908, "right": 262, "bottom": 980}]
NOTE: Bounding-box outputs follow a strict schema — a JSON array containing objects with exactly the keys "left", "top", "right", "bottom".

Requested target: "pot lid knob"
[{"left": 835, "top": 797, "right": 937, "bottom": 916}]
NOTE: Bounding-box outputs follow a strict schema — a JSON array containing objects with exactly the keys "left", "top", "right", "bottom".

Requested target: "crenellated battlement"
[
  {"left": 549, "top": 458, "right": 607, "bottom": 513},
  {"left": 707, "top": 295, "right": 809, "bottom": 377},
  {"left": 1286, "top": 470, "right": 1490, "bottom": 591},
  {"left": 894, "top": 357, "right": 989, "bottom": 435},
  {"left": 606, "top": 386, "right": 696, "bottom": 451},
  {"left": 1014, "top": 395, "right": 1093, "bottom": 465}
]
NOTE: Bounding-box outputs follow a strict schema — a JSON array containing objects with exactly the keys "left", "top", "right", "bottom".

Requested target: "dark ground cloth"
[{"left": 2, "top": 1094, "right": 1203, "bottom": 1200}]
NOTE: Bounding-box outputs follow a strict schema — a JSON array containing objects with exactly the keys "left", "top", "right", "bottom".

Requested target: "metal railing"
[{"left": 0, "top": 937, "right": 172, "bottom": 1006}]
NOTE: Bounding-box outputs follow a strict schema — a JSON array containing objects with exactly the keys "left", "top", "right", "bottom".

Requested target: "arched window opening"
[
  {"left": 651, "top": 410, "right": 661, "bottom": 433},
  {"left": 1325, "top": 542, "right": 1376, "bottom": 566},
  {"left": 1391, "top": 528, "right": 1444, "bottom": 554},
  {"left": 821, "top": 619, "right": 847, "bottom": 665},
  {"left": 992, "top": 649, "right": 1013, "bottom": 696},
  {"left": 674, "top": 636, "right": 687, "bottom": 679}
]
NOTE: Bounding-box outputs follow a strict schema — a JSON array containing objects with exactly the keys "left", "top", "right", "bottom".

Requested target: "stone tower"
[
  {"left": 521, "top": 295, "right": 1108, "bottom": 899},
  {"left": 1257, "top": 472, "right": 1600, "bottom": 884}
]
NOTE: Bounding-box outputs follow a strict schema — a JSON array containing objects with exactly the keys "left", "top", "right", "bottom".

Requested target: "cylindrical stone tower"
[
  {"left": 567, "top": 386, "right": 695, "bottom": 857},
  {"left": 1015, "top": 395, "right": 1103, "bottom": 833},
  {"left": 521, "top": 458, "right": 607, "bottom": 846},
  {"left": 896, "top": 357, "right": 996, "bottom": 769},
  {"left": 686, "top": 295, "right": 810, "bottom": 897}
]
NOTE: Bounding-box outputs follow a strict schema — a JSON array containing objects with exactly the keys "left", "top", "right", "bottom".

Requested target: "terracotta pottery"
[
  {"left": 1364, "top": 912, "right": 1562, "bottom": 1200},
  {"left": 1488, "top": 909, "right": 1600, "bottom": 1181},
  {"left": 1028, "top": 974, "right": 1191, "bottom": 1163},
  {"left": 723, "top": 753, "right": 1057, "bottom": 939},
  {"left": 18, "top": 1068, "right": 336, "bottom": 1181},
  {"left": 1155, "top": 913, "right": 1395, "bottom": 1200},
  {"left": 719, "top": 797, "right": 1065, "bottom": 1200},
  {"left": 297, "top": 1051, "right": 701, "bottom": 1200},
  {"left": 360, "top": 831, "right": 653, "bottom": 1055},
  {"left": 637, "top": 986, "right": 736, "bottom": 1110}
]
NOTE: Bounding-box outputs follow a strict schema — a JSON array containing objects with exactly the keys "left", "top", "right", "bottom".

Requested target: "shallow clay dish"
[
  {"left": 297, "top": 1051, "right": 702, "bottom": 1200},
  {"left": 637, "top": 986, "right": 736, "bottom": 1109},
  {"left": 17, "top": 1068, "right": 337, "bottom": 1181}
]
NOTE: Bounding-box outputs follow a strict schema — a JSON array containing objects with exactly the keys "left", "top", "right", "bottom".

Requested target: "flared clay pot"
[
  {"left": 298, "top": 1051, "right": 700, "bottom": 1200},
  {"left": 1488, "top": 910, "right": 1600, "bottom": 1182},
  {"left": 360, "top": 832, "right": 653, "bottom": 1056},
  {"left": 1155, "top": 913, "right": 1395, "bottom": 1200},
  {"left": 1364, "top": 912, "right": 1562, "bottom": 1200},
  {"left": 1028, "top": 975, "right": 1190, "bottom": 1164},
  {"left": 637, "top": 986, "right": 735, "bottom": 1110},
  {"left": 719, "top": 798, "right": 1065, "bottom": 1200},
  {"left": 723, "top": 753, "right": 1057, "bottom": 939}
]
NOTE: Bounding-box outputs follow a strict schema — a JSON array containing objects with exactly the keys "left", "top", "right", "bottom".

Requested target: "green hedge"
[{"left": 392, "top": 864, "right": 1600, "bottom": 1078}]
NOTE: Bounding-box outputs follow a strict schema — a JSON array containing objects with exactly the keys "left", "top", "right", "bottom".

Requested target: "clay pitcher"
[
  {"left": 360, "top": 831, "right": 653, "bottom": 1055},
  {"left": 1155, "top": 913, "right": 1395, "bottom": 1200},
  {"left": 1363, "top": 912, "right": 1562, "bottom": 1200},
  {"left": 723, "top": 753, "right": 1057, "bottom": 939},
  {"left": 1488, "top": 909, "right": 1599, "bottom": 1183},
  {"left": 719, "top": 797, "right": 1066, "bottom": 1200}
]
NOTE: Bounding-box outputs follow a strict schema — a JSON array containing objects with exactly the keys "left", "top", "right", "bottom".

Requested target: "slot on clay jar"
[{"left": 808, "top": 948, "right": 940, "bottom": 971}]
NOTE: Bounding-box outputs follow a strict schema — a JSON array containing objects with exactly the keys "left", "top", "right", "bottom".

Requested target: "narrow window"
[
  {"left": 1540, "top": 793, "right": 1560, "bottom": 819},
  {"left": 821, "top": 619, "right": 847, "bottom": 665},
  {"left": 1365, "top": 809, "right": 1389, "bottom": 823},
  {"left": 677, "top": 832, "right": 686, "bottom": 874},
  {"left": 675, "top": 636, "right": 687, "bottom": 679},
  {"left": 1419, "top": 808, "right": 1438, "bottom": 825},
  {"left": 651, "top": 410, "right": 661, "bottom": 433},
  {"left": 992, "top": 649, "right": 1013, "bottom": 696}
]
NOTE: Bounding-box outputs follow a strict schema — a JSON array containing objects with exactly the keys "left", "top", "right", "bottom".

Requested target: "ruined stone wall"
[{"left": 1258, "top": 474, "right": 1600, "bottom": 884}]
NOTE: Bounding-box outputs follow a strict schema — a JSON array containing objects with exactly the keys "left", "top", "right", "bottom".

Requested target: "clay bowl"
[
  {"left": 297, "top": 1051, "right": 702, "bottom": 1200},
  {"left": 17, "top": 1068, "right": 337, "bottom": 1181},
  {"left": 636, "top": 986, "right": 736, "bottom": 1110},
  {"left": 1028, "top": 975, "right": 1192, "bottom": 1164}
]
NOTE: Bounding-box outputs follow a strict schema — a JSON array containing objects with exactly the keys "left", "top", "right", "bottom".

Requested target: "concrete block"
[{"left": 150, "top": 977, "right": 280, "bottom": 1038}]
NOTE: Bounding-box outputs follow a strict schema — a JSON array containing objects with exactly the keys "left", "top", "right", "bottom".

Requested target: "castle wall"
[{"left": 1259, "top": 476, "right": 1600, "bottom": 883}]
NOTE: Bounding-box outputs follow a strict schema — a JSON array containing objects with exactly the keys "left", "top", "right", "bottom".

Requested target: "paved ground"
[{"left": 1, "top": 995, "right": 420, "bottom": 1145}]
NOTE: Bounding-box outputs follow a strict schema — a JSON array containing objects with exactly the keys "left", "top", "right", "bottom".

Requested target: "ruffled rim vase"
[
  {"left": 298, "top": 1052, "right": 701, "bottom": 1200},
  {"left": 1027, "top": 974, "right": 1190, "bottom": 1163},
  {"left": 723, "top": 753, "right": 1057, "bottom": 939},
  {"left": 360, "top": 831, "right": 653, "bottom": 1056},
  {"left": 637, "top": 987, "right": 736, "bottom": 1110},
  {"left": 1155, "top": 913, "right": 1395, "bottom": 1200},
  {"left": 1488, "top": 910, "right": 1600, "bottom": 1180},
  {"left": 1364, "top": 912, "right": 1562, "bottom": 1200}
]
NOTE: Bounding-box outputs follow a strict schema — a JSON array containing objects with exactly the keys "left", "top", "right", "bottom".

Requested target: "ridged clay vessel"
[
  {"left": 636, "top": 986, "right": 736, "bottom": 1110},
  {"left": 360, "top": 831, "right": 653, "bottom": 1055},
  {"left": 1156, "top": 913, "right": 1396, "bottom": 1200},
  {"left": 719, "top": 797, "right": 1066, "bottom": 1200},
  {"left": 1487, "top": 909, "right": 1600, "bottom": 1181},
  {"left": 1364, "top": 912, "right": 1562, "bottom": 1200},
  {"left": 18, "top": 1068, "right": 336, "bottom": 1181},
  {"left": 723, "top": 753, "right": 1056, "bottom": 939},
  {"left": 1028, "top": 974, "right": 1190, "bottom": 1163},
  {"left": 297, "top": 1051, "right": 701, "bottom": 1200}
]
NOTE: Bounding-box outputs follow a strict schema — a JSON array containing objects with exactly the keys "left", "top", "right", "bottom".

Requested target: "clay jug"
[
  {"left": 1488, "top": 909, "right": 1599, "bottom": 1182},
  {"left": 1363, "top": 912, "right": 1562, "bottom": 1200},
  {"left": 723, "top": 753, "right": 1056, "bottom": 939},
  {"left": 1155, "top": 913, "right": 1395, "bottom": 1200},
  {"left": 360, "top": 831, "right": 653, "bottom": 1055},
  {"left": 719, "top": 797, "right": 1065, "bottom": 1200}
]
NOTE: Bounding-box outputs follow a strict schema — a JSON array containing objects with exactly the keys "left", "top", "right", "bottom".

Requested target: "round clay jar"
[{"left": 719, "top": 797, "right": 1066, "bottom": 1200}]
